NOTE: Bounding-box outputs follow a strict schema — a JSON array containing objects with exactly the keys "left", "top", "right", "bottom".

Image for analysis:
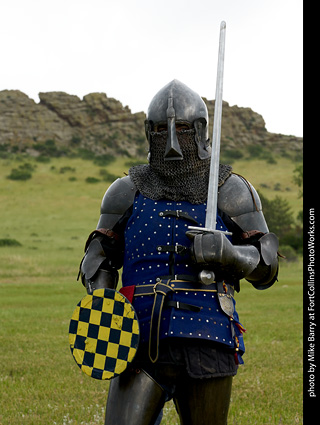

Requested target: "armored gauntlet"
[
  {"left": 187, "top": 230, "right": 260, "bottom": 279},
  {"left": 186, "top": 230, "right": 278, "bottom": 288},
  {"left": 79, "top": 229, "right": 123, "bottom": 293}
]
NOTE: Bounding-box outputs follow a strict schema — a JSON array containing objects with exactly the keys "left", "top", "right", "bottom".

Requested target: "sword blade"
[{"left": 205, "top": 21, "right": 226, "bottom": 231}]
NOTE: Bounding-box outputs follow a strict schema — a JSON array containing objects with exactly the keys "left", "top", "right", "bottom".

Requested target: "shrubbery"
[
  {"left": 258, "top": 191, "right": 302, "bottom": 256},
  {"left": 33, "top": 139, "right": 68, "bottom": 157},
  {"left": 0, "top": 238, "right": 22, "bottom": 247},
  {"left": 6, "top": 163, "right": 36, "bottom": 181}
]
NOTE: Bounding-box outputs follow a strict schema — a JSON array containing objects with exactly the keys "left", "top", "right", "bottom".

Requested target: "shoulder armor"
[
  {"left": 218, "top": 173, "right": 269, "bottom": 233},
  {"left": 96, "top": 176, "right": 137, "bottom": 230}
]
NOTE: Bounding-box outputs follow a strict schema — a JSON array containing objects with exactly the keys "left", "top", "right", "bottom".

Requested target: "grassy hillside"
[
  {"left": 0, "top": 154, "right": 302, "bottom": 424},
  {"left": 230, "top": 156, "right": 302, "bottom": 219}
]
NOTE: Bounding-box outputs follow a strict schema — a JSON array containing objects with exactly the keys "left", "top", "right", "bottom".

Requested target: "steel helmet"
[{"left": 145, "top": 80, "right": 210, "bottom": 160}]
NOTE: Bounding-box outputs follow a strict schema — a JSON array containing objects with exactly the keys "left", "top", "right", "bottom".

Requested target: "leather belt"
[
  {"left": 134, "top": 280, "right": 234, "bottom": 297},
  {"left": 133, "top": 279, "right": 234, "bottom": 363}
]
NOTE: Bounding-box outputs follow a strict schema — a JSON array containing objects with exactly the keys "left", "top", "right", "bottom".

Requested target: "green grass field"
[{"left": 0, "top": 155, "right": 303, "bottom": 424}]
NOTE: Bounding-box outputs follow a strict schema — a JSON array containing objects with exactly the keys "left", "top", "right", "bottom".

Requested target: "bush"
[
  {"left": 99, "top": 169, "right": 118, "bottom": 182},
  {"left": 279, "top": 245, "right": 299, "bottom": 262},
  {"left": 33, "top": 139, "right": 62, "bottom": 157},
  {"left": 280, "top": 226, "right": 303, "bottom": 255},
  {"left": 0, "top": 238, "right": 22, "bottom": 247},
  {"left": 85, "top": 177, "right": 100, "bottom": 184},
  {"left": 221, "top": 149, "right": 244, "bottom": 164},
  {"left": 36, "top": 155, "right": 51, "bottom": 163},
  {"left": 77, "top": 149, "right": 96, "bottom": 160},
  {"left": 247, "top": 145, "right": 277, "bottom": 164},
  {"left": 0, "top": 143, "right": 11, "bottom": 158},
  {"left": 6, "top": 163, "right": 36, "bottom": 181},
  {"left": 60, "top": 166, "right": 76, "bottom": 173},
  {"left": 7, "top": 169, "right": 32, "bottom": 180},
  {"left": 93, "top": 154, "right": 115, "bottom": 167}
]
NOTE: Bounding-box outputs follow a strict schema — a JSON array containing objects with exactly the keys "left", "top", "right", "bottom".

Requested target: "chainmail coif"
[{"left": 129, "top": 129, "right": 232, "bottom": 204}]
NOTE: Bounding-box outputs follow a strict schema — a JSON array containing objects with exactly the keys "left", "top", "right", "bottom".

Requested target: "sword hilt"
[
  {"left": 199, "top": 269, "right": 215, "bottom": 286},
  {"left": 187, "top": 226, "right": 232, "bottom": 285}
]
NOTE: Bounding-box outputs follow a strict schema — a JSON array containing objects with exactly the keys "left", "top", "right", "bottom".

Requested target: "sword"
[{"left": 188, "top": 21, "right": 231, "bottom": 284}]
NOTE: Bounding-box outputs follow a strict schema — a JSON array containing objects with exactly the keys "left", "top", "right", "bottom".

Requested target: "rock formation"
[{"left": 0, "top": 90, "right": 302, "bottom": 158}]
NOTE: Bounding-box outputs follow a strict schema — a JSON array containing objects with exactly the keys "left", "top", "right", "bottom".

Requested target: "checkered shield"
[{"left": 69, "top": 288, "right": 140, "bottom": 380}]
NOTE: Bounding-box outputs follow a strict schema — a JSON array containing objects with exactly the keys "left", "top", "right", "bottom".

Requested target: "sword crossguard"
[{"left": 187, "top": 226, "right": 232, "bottom": 236}]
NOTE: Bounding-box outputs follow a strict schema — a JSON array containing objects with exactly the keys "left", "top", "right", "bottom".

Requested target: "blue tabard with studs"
[{"left": 121, "top": 193, "right": 245, "bottom": 362}]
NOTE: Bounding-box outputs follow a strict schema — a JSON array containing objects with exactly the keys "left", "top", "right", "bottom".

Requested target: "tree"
[
  {"left": 293, "top": 164, "right": 303, "bottom": 223},
  {"left": 258, "top": 191, "right": 294, "bottom": 239}
]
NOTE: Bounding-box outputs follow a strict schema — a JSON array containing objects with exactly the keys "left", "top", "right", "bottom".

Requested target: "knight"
[{"left": 79, "top": 79, "right": 279, "bottom": 425}]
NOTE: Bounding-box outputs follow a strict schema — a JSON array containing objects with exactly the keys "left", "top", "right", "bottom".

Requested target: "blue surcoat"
[{"left": 122, "top": 193, "right": 245, "bottom": 359}]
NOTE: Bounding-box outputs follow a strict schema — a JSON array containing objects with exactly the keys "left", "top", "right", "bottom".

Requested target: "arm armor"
[
  {"left": 189, "top": 173, "right": 279, "bottom": 290},
  {"left": 79, "top": 176, "right": 137, "bottom": 293},
  {"left": 219, "top": 173, "right": 278, "bottom": 289},
  {"left": 244, "top": 232, "right": 279, "bottom": 290}
]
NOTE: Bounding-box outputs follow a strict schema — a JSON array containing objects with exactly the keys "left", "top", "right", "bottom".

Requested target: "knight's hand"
[
  {"left": 186, "top": 230, "right": 230, "bottom": 265},
  {"left": 186, "top": 230, "right": 260, "bottom": 279}
]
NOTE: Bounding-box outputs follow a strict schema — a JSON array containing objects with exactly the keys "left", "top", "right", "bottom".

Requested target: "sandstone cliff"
[{"left": 0, "top": 90, "right": 302, "bottom": 158}]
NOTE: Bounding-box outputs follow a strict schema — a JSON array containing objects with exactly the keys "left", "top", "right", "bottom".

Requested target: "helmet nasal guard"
[{"left": 145, "top": 80, "right": 210, "bottom": 160}]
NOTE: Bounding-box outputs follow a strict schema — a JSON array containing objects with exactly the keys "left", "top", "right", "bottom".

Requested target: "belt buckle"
[
  {"left": 153, "top": 280, "right": 166, "bottom": 294},
  {"left": 153, "top": 279, "right": 173, "bottom": 295},
  {"left": 153, "top": 281, "right": 160, "bottom": 294}
]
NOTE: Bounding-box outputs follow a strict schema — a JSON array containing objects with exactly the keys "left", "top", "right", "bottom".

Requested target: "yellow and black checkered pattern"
[{"left": 69, "top": 288, "right": 139, "bottom": 380}]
